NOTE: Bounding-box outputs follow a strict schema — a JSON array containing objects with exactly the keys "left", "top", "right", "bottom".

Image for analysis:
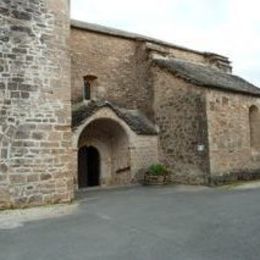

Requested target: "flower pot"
[{"left": 143, "top": 172, "right": 169, "bottom": 185}]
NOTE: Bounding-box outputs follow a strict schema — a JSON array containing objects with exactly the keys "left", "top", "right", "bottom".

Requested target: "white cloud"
[{"left": 71, "top": 0, "right": 260, "bottom": 86}]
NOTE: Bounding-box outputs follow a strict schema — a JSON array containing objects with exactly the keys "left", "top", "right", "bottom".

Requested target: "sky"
[{"left": 71, "top": 0, "right": 260, "bottom": 86}]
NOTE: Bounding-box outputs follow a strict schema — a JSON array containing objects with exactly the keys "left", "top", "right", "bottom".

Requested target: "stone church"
[{"left": 1, "top": 0, "right": 260, "bottom": 209}]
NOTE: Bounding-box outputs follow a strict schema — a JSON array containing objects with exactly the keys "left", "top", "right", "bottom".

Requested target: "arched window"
[
  {"left": 83, "top": 75, "right": 97, "bottom": 101},
  {"left": 249, "top": 105, "right": 260, "bottom": 150}
]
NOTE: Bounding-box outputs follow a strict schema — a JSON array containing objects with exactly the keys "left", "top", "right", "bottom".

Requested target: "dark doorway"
[{"left": 78, "top": 146, "right": 100, "bottom": 188}]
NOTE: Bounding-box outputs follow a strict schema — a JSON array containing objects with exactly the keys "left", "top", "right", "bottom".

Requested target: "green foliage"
[{"left": 147, "top": 164, "right": 167, "bottom": 176}]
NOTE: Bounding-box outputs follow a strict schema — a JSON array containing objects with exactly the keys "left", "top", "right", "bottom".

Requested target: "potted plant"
[{"left": 143, "top": 163, "right": 169, "bottom": 185}]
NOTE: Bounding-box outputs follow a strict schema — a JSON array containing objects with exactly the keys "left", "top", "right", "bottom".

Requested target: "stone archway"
[
  {"left": 77, "top": 118, "right": 131, "bottom": 188},
  {"left": 72, "top": 104, "right": 159, "bottom": 190}
]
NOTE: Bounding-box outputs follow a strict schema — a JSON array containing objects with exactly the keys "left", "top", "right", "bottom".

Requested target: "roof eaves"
[{"left": 153, "top": 58, "right": 260, "bottom": 98}]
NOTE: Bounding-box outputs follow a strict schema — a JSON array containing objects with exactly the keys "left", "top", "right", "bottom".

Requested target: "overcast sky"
[{"left": 71, "top": 0, "right": 260, "bottom": 86}]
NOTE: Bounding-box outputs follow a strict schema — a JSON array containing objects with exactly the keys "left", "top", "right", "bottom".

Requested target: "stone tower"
[{"left": 0, "top": 0, "right": 73, "bottom": 208}]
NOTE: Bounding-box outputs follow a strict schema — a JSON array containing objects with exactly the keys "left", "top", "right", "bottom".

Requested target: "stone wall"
[
  {"left": 129, "top": 135, "right": 159, "bottom": 181},
  {"left": 152, "top": 67, "right": 210, "bottom": 184},
  {"left": 0, "top": 0, "right": 73, "bottom": 209},
  {"left": 70, "top": 28, "right": 217, "bottom": 121},
  {"left": 71, "top": 28, "right": 134, "bottom": 105},
  {"left": 145, "top": 42, "right": 206, "bottom": 65},
  {"left": 70, "top": 29, "right": 150, "bottom": 111},
  {"left": 206, "top": 89, "right": 260, "bottom": 184}
]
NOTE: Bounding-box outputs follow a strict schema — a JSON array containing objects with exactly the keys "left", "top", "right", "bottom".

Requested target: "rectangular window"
[{"left": 84, "top": 80, "right": 91, "bottom": 100}]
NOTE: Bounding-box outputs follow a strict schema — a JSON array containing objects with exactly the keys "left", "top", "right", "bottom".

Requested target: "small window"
[
  {"left": 83, "top": 75, "right": 97, "bottom": 101},
  {"left": 83, "top": 79, "right": 91, "bottom": 100},
  {"left": 249, "top": 105, "right": 260, "bottom": 150}
]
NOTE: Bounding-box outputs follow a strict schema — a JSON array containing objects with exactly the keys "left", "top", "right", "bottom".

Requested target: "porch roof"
[{"left": 72, "top": 101, "right": 158, "bottom": 136}]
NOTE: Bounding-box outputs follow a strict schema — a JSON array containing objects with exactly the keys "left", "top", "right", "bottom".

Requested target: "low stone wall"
[
  {"left": 208, "top": 170, "right": 260, "bottom": 186},
  {"left": 130, "top": 135, "right": 159, "bottom": 182}
]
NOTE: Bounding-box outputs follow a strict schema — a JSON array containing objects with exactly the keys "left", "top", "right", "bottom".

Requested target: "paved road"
[{"left": 0, "top": 185, "right": 260, "bottom": 260}]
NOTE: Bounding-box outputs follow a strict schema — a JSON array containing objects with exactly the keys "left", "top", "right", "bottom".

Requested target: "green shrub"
[{"left": 148, "top": 164, "right": 167, "bottom": 176}]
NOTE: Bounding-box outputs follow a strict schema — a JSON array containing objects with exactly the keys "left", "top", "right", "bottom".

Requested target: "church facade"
[{"left": 1, "top": 0, "right": 260, "bottom": 209}]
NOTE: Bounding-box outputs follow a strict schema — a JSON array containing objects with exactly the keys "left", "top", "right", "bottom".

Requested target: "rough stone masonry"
[{"left": 0, "top": 0, "right": 73, "bottom": 209}]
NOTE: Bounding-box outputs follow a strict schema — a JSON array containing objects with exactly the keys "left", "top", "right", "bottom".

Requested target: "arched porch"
[
  {"left": 77, "top": 118, "right": 131, "bottom": 188},
  {"left": 72, "top": 102, "right": 159, "bottom": 190}
]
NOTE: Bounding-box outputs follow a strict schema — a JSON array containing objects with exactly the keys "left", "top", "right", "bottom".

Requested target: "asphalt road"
[{"left": 0, "top": 185, "right": 260, "bottom": 260}]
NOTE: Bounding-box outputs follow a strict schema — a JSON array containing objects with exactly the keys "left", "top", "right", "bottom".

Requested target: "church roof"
[
  {"left": 153, "top": 58, "right": 260, "bottom": 97},
  {"left": 71, "top": 19, "right": 227, "bottom": 59},
  {"left": 72, "top": 101, "right": 158, "bottom": 135}
]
